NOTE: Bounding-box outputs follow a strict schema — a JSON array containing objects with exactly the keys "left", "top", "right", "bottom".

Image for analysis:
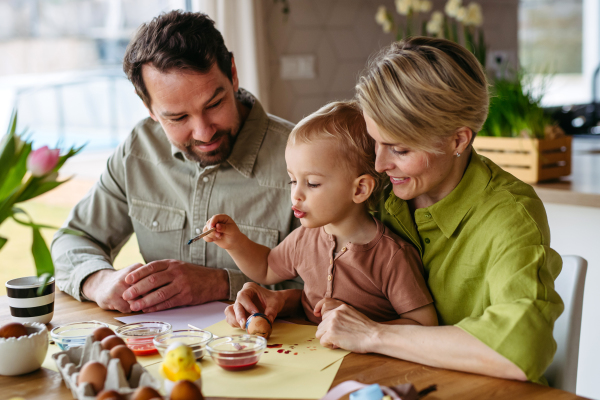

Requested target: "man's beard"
[{"left": 179, "top": 129, "right": 237, "bottom": 168}]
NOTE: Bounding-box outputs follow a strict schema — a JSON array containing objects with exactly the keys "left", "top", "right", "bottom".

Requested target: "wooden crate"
[{"left": 473, "top": 136, "right": 572, "bottom": 183}]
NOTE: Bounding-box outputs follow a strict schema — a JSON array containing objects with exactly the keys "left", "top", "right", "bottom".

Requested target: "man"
[{"left": 51, "top": 10, "right": 301, "bottom": 313}]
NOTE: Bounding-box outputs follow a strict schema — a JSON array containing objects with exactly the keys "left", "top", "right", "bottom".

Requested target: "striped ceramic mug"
[{"left": 5, "top": 276, "right": 55, "bottom": 324}]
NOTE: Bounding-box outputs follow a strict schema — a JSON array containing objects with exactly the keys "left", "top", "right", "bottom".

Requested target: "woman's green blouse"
[{"left": 379, "top": 151, "right": 564, "bottom": 384}]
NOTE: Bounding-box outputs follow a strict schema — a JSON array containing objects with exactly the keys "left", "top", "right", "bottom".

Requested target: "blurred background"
[{"left": 1, "top": 1, "right": 599, "bottom": 398}]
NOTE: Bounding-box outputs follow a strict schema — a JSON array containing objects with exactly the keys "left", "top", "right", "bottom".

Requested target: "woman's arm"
[{"left": 316, "top": 304, "right": 527, "bottom": 381}]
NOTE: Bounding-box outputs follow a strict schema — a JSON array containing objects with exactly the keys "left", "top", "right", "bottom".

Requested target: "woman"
[{"left": 226, "top": 37, "right": 563, "bottom": 384}]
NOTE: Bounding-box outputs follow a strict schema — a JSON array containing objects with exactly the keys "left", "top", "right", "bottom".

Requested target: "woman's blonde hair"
[
  {"left": 288, "top": 100, "right": 385, "bottom": 210},
  {"left": 356, "top": 37, "right": 489, "bottom": 154}
]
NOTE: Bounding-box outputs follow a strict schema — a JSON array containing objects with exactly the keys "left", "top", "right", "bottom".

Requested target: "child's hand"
[
  {"left": 313, "top": 298, "right": 347, "bottom": 319},
  {"left": 202, "top": 214, "right": 243, "bottom": 250}
]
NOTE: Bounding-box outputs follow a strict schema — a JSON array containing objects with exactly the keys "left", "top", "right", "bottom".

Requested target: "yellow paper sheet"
[
  {"left": 204, "top": 320, "right": 349, "bottom": 371},
  {"left": 145, "top": 356, "right": 343, "bottom": 399}
]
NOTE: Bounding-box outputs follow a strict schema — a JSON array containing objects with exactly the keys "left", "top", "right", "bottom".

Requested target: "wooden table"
[{"left": 0, "top": 292, "right": 587, "bottom": 400}]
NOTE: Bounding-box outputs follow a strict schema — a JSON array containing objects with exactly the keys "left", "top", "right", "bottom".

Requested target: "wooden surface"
[
  {"left": 0, "top": 291, "right": 587, "bottom": 400},
  {"left": 532, "top": 137, "right": 600, "bottom": 208}
]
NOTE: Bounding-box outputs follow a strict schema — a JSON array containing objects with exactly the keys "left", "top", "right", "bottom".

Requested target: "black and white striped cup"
[{"left": 5, "top": 276, "right": 55, "bottom": 324}]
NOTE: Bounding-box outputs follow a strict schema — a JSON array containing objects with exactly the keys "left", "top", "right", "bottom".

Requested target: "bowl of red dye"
[
  {"left": 207, "top": 335, "right": 266, "bottom": 371},
  {"left": 115, "top": 321, "right": 171, "bottom": 356}
]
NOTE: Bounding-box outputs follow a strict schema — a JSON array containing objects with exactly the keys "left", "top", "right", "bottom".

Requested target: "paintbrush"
[{"left": 187, "top": 227, "right": 216, "bottom": 245}]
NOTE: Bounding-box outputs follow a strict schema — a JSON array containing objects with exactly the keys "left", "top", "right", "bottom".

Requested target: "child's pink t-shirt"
[{"left": 267, "top": 218, "right": 433, "bottom": 323}]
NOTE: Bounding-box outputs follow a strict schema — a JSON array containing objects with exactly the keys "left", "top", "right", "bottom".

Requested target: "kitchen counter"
[{"left": 533, "top": 137, "right": 600, "bottom": 208}]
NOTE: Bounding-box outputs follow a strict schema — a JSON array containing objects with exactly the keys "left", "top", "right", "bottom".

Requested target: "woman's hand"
[
  {"left": 225, "top": 282, "right": 285, "bottom": 329},
  {"left": 313, "top": 298, "right": 346, "bottom": 319},
  {"left": 202, "top": 214, "right": 243, "bottom": 250},
  {"left": 316, "top": 304, "right": 380, "bottom": 353}
]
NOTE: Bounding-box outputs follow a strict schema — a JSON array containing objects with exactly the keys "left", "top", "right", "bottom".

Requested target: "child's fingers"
[{"left": 313, "top": 298, "right": 326, "bottom": 317}]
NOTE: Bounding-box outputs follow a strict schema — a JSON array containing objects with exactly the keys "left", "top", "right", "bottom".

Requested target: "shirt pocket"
[
  {"left": 217, "top": 224, "right": 279, "bottom": 270},
  {"left": 129, "top": 198, "right": 186, "bottom": 262}
]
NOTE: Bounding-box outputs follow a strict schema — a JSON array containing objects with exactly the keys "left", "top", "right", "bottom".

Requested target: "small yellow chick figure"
[{"left": 161, "top": 342, "right": 202, "bottom": 383}]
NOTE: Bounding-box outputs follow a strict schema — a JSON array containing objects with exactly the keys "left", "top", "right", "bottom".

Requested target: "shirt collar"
[
  {"left": 384, "top": 149, "right": 492, "bottom": 239},
  {"left": 427, "top": 149, "right": 492, "bottom": 238},
  {"left": 170, "top": 89, "right": 268, "bottom": 178}
]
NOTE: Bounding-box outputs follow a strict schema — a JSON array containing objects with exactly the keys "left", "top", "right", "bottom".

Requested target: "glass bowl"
[
  {"left": 207, "top": 335, "right": 266, "bottom": 371},
  {"left": 153, "top": 329, "right": 213, "bottom": 360},
  {"left": 115, "top": 321, "right": 171, "bottom": 356},
  {"left": 50, "top": 321, "right": 109, "bottom": 350}
]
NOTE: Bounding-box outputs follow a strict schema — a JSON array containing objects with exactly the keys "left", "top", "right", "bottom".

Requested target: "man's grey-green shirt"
[{"left": 51, "top": 91, "right": 302, "bottom": 301}]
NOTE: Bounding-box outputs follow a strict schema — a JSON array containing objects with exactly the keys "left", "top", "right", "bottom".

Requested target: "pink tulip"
[{"left": 27, "top": 146, "right": 60, "bottom": 177}]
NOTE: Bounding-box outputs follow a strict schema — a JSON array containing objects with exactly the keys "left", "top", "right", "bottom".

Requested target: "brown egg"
[
  {"left": 101, "top": 335, "right": 126, "bottom": 351},
  {"left": 246, "top": 314, "right": 272, "bottom": 339},
  {"left": 96, "top": 389, "right": 125, "bottom": 400},
  {"left": 110, "top": 345, "right": 137, "bottom": 378},
  {"left": 170, "top": 380, "right": 204, "bottom": 400},
  {"left": 93, "top": 327, "right": 116, "bottom": 342},
  {"left": 0, "top": 322, "right": 28, "bottom": 339},
  {"left": 78, "top": 361, "right": 107, "bottom": 394},
  {"left": 131, "top": 386, "right": 162, "bottom": 400}
]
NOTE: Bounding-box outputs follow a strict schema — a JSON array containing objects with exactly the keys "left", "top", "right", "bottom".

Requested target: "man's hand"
[
  {"left": 122, "top": 260, "right": 229, "bottom": 312},
  {"left": 225, "top": 282, "right": 287, "bottom": 328},
  {"left": 313, "top": 298, "right": 347, "bottom": 319},
  {"left": 202, "top": 214, "right": 244, "bottom": 250},
  {"left": 82, "top": 263, "right": 144, "bottom": 313}
]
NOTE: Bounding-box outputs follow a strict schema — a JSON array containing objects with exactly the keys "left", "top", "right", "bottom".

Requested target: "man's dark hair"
[{"left": 123, "top": 10, "right": 233, "bottom": 108}]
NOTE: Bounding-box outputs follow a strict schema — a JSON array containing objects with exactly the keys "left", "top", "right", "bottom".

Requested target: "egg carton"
[{"left": 52, "top": 335, "right": 161, "bottom": 400}]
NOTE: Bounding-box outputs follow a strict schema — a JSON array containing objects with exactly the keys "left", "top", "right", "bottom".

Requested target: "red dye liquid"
[
  {"left": 126, "top": 340, "right": 158, "bottom": 356},
  {"left": 284, "top": 350, "right": 291, "bottom": 354},
  {"left": 219, "top": 360, "right": 259, "bottom": 371},
  {"left": 132, "top": 347, "right": 158, "bottom": 356},
  {"left": 267, "top": 344, "right": 283, "bottom": 348},
  {"left": 214, "top": 350, "right": 261, "bottom": 371},
  {"left": 277, "top": 349, "right": 284, "bottom": 353}
]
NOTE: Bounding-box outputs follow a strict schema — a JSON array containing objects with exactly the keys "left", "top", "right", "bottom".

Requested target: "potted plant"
[
  {"left": 1, "top": 111, "right": 83, "bottom": 323},
  {"left": 474, "top": 74, "right": 571, "bottom": 183}
]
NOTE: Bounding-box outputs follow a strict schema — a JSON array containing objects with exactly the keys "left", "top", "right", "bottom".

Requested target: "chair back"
[{"left": 545, "top": 255, "right": 587, "bottom": 393}]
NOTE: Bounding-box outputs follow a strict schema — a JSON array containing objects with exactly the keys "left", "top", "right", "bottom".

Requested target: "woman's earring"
[{"left": 456, "top": 152, "right": 461, "bottom": 157}]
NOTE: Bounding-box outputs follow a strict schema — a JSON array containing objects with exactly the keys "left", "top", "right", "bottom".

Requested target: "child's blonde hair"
[
  {"left": 288, "top": 100, "right": 385, "bottom": 210},
  {"left": 356, "top": 37, "right": 489, "bottom": 154}
]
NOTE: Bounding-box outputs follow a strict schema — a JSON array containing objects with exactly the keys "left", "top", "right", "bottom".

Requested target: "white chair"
[{"left": 545, "top": 255, "right": 588, "bottom": 393}]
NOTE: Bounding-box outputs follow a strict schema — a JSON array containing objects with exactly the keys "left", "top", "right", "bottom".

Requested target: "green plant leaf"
[
  {"left": 16, "top": 179, "right": 65, "bottom": 203},
  {"left": 53, "top": 144, "right": 85, "bottom": 172},
  {"left": 36, "top": 273, "right": 53, "bottom": 297},
  {"left": 56, "top": 227, "right": 86, "bottom": 237},
  {"left": 0, "top": 112, "right": 17, "bottom": 192},
  {"left": 31, "top": 227, "right": 54, "bottom": 276},
  {"left": 11, "top": 208, "right": 59, "bottom": 230},
  {"left": 0, "top": 236, "right": 6, "bottom": 251},
  {"left": 0, "top": 141, "right": 32, "bottom": 201}
]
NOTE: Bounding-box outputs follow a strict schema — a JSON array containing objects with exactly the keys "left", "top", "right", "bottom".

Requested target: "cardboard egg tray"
[{"left": 52, "top": 335, "right": 161, "bottom": 400}]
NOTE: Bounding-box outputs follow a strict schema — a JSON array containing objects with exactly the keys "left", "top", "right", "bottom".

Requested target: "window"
[{"left": 519, "top": 0, "right": 600, "bottom": 107}]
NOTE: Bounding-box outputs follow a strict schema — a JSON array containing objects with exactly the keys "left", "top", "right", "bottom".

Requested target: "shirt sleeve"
[
  {"left": 266, "top": 227, "right": 302, "bottom": 281},
  {"left": 455, "top": 244, "right": 564, "bottom": 383},
  {"left": 51, "top": 139, "right": 134, "bottom": 301},
  {"left": 384, "top": 244, "right": 433, "bottom": 315}
]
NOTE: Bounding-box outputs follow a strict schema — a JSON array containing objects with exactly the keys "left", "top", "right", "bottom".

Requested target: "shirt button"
[
  {"left": 152, "top": 221, "right": 158, "bottom": 227},
  {"left": 424, "top": 238, "right": 430, "bottom": 244},
  {"left": 425, "top": 214, "right": 431, "bottom": 218},
  {"left": 196, "top": 228, "right": 201, "bottom": 234},
  {"left": 203, "top": 177, "right": 209, "bottom": 183},
  {"left": 327, "top": 274, "right": 332, "bottom": 281}
]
